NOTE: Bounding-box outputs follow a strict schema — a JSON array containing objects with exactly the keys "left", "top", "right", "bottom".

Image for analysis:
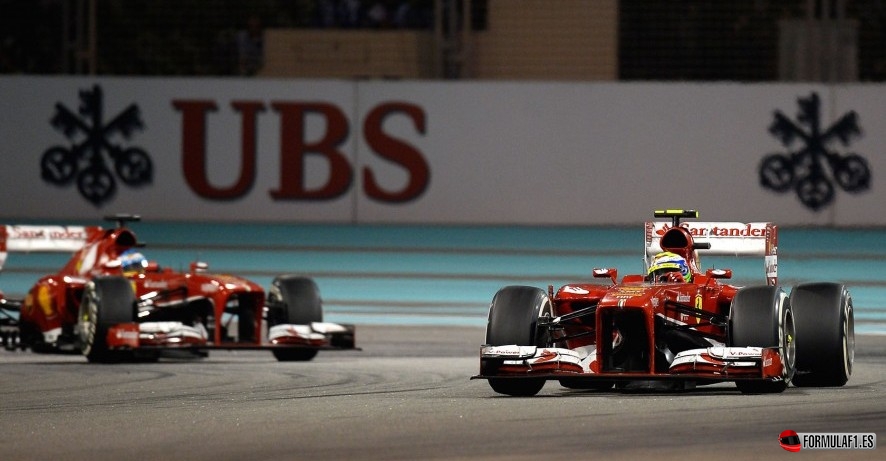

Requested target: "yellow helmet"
[{"left": 647, "top": 251, "right": 692, "bottom": 282}]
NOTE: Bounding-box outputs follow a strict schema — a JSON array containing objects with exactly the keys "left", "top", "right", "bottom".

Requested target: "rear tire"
[
  {"left": 485, "top": 286, "right": 551, "bottom": 397},
  {"left": 78, "top": 276, "right": 136, "bottom": 363},
  {"left": 728, "top": 285, "right": 795, "bottom": 394},
  {"left": 267, "top": 276, "right": 322, "bottom": 362},
  {"left": 790, "top": 283, "right": 854, "bottom": 387}
]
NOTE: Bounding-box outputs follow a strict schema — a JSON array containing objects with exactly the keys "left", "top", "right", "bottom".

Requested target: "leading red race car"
[
  {"left": 473, "top": 209, "right": 854, "bottom": 395},
  {"left": 0, "top": 215, "right": 356, "bottom": 362}
]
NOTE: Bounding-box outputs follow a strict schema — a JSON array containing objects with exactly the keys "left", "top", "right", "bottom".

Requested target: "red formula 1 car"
[
  {"left": 0, "top": 215, "right": 356, "bottom": 362},
  {"left": 473, "top": 210, "right": 854, "bottom": 395}
]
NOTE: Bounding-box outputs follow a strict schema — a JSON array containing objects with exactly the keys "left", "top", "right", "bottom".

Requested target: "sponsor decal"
[
  {"left": 562, "top": 286, "right": 589, "bottom": 295},
  {"left": 41, "top": 85, "right": 152, "bottom": 206},
  {"left": 37, "top": 285, "right": 54, "bottom": 318},
  {"left": 765, "top": 255, "right": 778, "bottom": 277},
  {"left": 115, "top": 330, "right": 139, "bottom": 340},
  {"left": 761, "top": 92, "right": 871, "bottom": 211},
  {"left": 143, "top": 280, "right": 169, "bottom": 290},
  {"left": 9, "top": 226, "right": 88, "bottom": 242},
  {"left": 706, "top": 347, "right": 761, "bottom": 358},
  {"left": 654, "top": 222, "right": 767, "bottom": 238},
  {"left": 41, "top": 86, "right": 432, "bottom": 208},
  {"left": 694, "top": 295, "right": 703, "bottom": 324},
  {"left": 172, "top": 99, "right": 430, "bottom": 203},
  {"left": 779, "top": 430, "right": 876, "bottom": 451},
  {"left": 535, "top": 349, "right": 559, "bottom": 363},
  {"left": 3, "top": 226, "right": 93, "bottom": 253},
  {"left": 481, "top": 345, "right": 536, "bottom": 358},
  {"left": 611, "top": 286, "right": 646, "bottom": 298}
]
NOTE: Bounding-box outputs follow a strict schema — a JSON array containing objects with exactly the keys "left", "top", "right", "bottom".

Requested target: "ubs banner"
[{"left": 1, "top": 76, "right": 883, "bottom": 226}]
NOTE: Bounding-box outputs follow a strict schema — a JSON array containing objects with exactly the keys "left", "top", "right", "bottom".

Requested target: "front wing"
[
  {"left": 473, "top": 345, "right": 786, "bottom": 384},
  {"left": 105, "top": 321, "right": 357, "bottom": 351}
]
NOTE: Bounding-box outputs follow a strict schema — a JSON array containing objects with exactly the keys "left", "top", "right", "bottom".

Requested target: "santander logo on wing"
[{"left": 652, "top": 223, "right": 768, "bottom": 238}]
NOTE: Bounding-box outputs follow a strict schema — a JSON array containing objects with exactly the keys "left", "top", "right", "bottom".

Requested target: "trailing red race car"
[
  {"left": 473, "top": 209, "right": 854, "bottom": 395},
  {"left": 0, "top": 215, "right": 356, "bottom": 362}
]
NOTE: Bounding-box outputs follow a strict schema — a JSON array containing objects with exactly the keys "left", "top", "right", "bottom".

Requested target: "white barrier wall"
[{"left": 1, "top": 76, "right": 883, "bottom": 226}]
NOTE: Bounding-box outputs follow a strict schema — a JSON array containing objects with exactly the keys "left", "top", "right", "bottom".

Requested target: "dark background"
[{"left": 2, "top": 0, "right": 885, "bottom": 81}]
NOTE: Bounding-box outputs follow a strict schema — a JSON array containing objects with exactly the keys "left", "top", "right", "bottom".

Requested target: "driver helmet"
[
  {"left": 647, "top": 251, "right": 692, "bottom": 282},
  {"left": 119, "top": 248, "right": 148, "bottom": 275}
]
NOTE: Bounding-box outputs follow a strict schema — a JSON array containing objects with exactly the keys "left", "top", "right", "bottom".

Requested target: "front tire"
[
  {"left": 729, "top": 285, "right": 795, "bottom": 394},
  {"left": 78, "top": 276, "right": 136, "bottom": 363},
  {"left": 790, "top": 283, "right": 854, "bottom": 387},
  {"left": 485, "top": 286, "right": 551, "bottom": 397},
  {"left": 267, "top": 276, "right": 322, "bottom": 362}
]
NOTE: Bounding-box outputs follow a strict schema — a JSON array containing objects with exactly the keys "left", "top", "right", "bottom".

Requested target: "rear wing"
[
  {"left": 0, "top": 225, "right": 101, "bottom": 271},
  {"left": 645, "top": 221, "right": 778, "bottom": 286}
]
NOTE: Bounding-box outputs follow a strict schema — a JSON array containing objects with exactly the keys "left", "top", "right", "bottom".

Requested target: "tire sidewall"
[
  {"left": 791, "top": 283, "right": 853, "bottom": 386},
  {"left": 77, "top": 276, "right": 135, "bottom": 361},
  {"left": 729, "top": 285, "right": 795, "bottom": 387},
  {"left": 269, "top": 276, "right": 323, "bottom": 325},
  {"left": 486, "top": 286, "right": 551, "bottom": 347},
  {"left": 78, "top": 281, "right": 100, "bottom": 357}
]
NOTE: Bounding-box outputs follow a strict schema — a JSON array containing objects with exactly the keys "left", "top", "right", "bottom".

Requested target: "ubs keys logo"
[
  {"left": 41, "top": 85, "right": 153, "bottom": 206},
  {"left": 759, "top": 92, "right": 871, "bottom": 211}
]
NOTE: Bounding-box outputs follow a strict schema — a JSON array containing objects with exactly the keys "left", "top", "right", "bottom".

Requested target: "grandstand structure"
[{"left": 1, "top": 0, "right": 881, "bottom": 82}]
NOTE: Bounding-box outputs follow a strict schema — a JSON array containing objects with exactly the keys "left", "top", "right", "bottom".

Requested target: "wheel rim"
[
  {"left": 782, "top": 306, "right": 796, "bottom": 376},
  {"left": 79, "top": 286, "right": 98, "bottom": 355},
  {"left": 843, "top": 297, "right": 855, "bottom": 377},
  {"left": 536, "top": 297, "right": 553, "bottom": 347}
]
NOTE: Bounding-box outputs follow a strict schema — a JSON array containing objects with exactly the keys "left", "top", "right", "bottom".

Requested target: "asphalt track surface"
[{"left": 1, "top": 325, "right": 885, "bottom": 461}]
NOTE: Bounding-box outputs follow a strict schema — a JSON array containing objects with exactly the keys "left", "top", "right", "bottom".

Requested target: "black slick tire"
[
  {"left": 790, "top": 283, "right": 854, "bottom": 387},
  {"left": 78, "top": 276, "right": 136, "bottom": 363},
  {"left": 267, "top": 275, "right": 323, "bottom": 362},
  {"left": 728, "top": 285, "right": 795, "bottom": 394},
  {"left": 485, "top": 286, "right": 551, "bottom": 397}
]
